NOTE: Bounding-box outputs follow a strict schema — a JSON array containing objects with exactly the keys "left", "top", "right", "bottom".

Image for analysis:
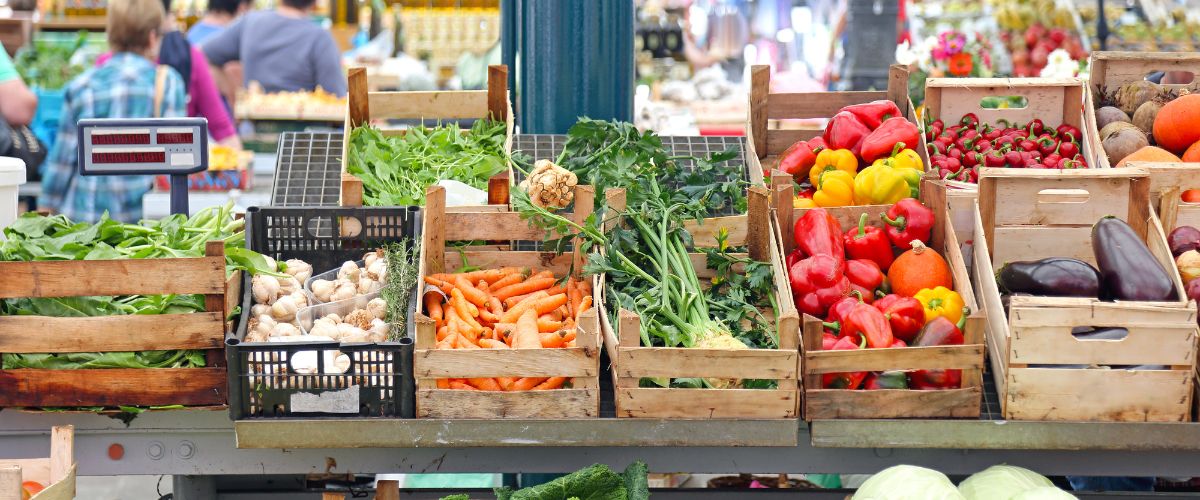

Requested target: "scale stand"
[{"left": 76, "top": 117, "right": 209, "bottom": 215}]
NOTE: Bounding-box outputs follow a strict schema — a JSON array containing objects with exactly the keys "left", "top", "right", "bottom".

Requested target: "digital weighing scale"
[{"left": 76, "top": 117, "right": 209, "bottom": 215}]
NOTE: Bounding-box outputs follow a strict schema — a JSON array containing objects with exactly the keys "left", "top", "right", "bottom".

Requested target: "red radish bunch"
[
  {"left": 1001, "top": 23, "right": 1088, "bottom": 77},
  {"left": 925, "top": 113, "right": 1088, "bottom": 184}
]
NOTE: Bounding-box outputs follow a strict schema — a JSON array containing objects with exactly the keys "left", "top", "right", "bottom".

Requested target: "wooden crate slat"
[
  {"left": 0, "top": 256, "right": 225, "bottom": 298},
  {"left": 805, "top": 345, "right": 985, "bottom": 374},
  {"left": 443, "top": 211, "right": 548, "bottom": 242},
  {"left": 443, "top": 250, "right": 573, "bottom": 277},
  {"left": 416, "top": 347, "right": 598, "bottom": 378},
  {"left": 417, "top": 388, "right": 598, "bottom": 419},
  {"left": 1007, "top": 298, "right": 1197, "bottom": 324},
  {"left": 616, "top": 387, "right": 797, "bottom": 419},
  {"left": 0, "top": 367, "right": 226, "bottom": 407},
  {"left": 989, "top": 176, "right": 1132, "bottom": 227},
  {"left": 993, "top": 226, "right": 1095, "bottom": 267},
  {"left": 1007, "top": 368, "right": 1192, "bottom": 422},
  {"left": 806, "top": 387, "right": 982, "bottom": 420},
  {"left": 766, "top": 129, "right": 821, "bottom": 156},
  {"left": 684, "top": 215, "right": 749, "bottom": 248},
  {"left": 616, "top": 348, "right": 797, "bottom": 380},
  {"left": 0, "top": 312, "right": 224, "bottom": 353},
  {"left": 765, "top": 91, "right": 887, "bottom": 120},
  {"left": 366, "top": 90, "right": 488, "bottom": 120},
  {"left": 1008, "top": 322, "right": 1195, "bottom": 366},
  {"left": 1089, "top": 52, "right": 1200, "bottom": 167}
]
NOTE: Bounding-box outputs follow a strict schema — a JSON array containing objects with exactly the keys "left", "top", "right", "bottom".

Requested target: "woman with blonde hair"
[{"left": 40, "top": 0, "right": 187, "bottom": 222}]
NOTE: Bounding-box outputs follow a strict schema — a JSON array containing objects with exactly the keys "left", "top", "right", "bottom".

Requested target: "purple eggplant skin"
[
  {"left": 998, "top": 258, "right": 1101, "bottom": 297},
  {"left": 1092, "top": 216, "right": 1178, "bottom": 301},
  {"left": 1168, "top": 226, "right": 1200, "bottom": 257}
]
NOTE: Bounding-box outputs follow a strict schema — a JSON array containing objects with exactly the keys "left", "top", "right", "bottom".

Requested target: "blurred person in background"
[
  {"left": 188, "top": 0, "right": 253, "bottom": 46},
  {"left": 95, "top": 0, "right": 242, "bottom": 149},
  {"left": 41, "top": 0, "right": 187, "bottom": 222},
  {"left": 203, "top": 0, "right": 347, "bottom": 96},
  {"left": 0, "top": 41, "right": 37, "bottom": 126}
]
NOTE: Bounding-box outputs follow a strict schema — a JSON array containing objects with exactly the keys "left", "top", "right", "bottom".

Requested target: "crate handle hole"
[
  {"left": 1071, "top": 326, "right": 1128, "bottom": 341},
  {"left": 1144, "top": 70, "right": 1195, "bottom": 85},
  {"left": 289, "top": 350, "right": 352, "bottom": 374},
  {"left": 980, "top": 96, "right": 1028, "bottom": 109},
  {"left": 1037, "top": 188, "right": 1090, "bottom": 204}
]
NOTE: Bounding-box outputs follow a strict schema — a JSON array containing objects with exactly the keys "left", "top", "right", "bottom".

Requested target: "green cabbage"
[
  {"left": 1011, "top": 487, "right": 1078, "bottom": 500},
  {"left": 959, "top": 465, "right": 1055, "bottom": 500},
  {"left": 853, "top": 465, "right": 964, "bottom": 500}
]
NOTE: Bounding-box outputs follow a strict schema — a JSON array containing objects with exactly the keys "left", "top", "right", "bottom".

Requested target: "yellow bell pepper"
[
  {"left": 794, "top": 196, "right": 817, "bottom": 209},
  {"left": 914, "top": 286, "right": 966, "bottom": 324},
  {"left": 813, "top": 169, "right": 855, "bottom": 207},
  {"left": 853, "top": 162, "right": 910, "bottom": 205},
  {"left": 869, "top": 144, "right": 924, "bottom": 198},
  {"left": 809, "top": 148, "right": 858, "bottom": 187}
]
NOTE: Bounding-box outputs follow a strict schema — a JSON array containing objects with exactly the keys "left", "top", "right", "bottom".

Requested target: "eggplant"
[
  {"left": 1092, "top": 216, "right": 1178, "bottom": 301},
  {"left": 1167, "top": 226, "right": 1200, "bottom": 257},
  {"left": 997, "top": 258, "right": 1101, "bottom": 297},
  {"left": 1070, "top": 327, "right": 1128, "bottom": 341}
]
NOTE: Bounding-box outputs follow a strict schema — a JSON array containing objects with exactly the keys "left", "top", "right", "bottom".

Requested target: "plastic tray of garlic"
[
  {"left": 305, "top": 250, "right": 387, "bottom": 304},
  {"left": 296, "top": 292, "right": 390, "bottom": 343},
  {"left": 245, "top": 257, "right": 316, "bottom": 342}
]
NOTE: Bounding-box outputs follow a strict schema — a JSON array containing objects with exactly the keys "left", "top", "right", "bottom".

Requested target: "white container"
[{"left": 0, "top": 156, "right": 27, "bottom": 233}]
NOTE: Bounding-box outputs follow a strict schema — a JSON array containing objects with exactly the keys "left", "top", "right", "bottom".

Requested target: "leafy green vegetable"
[
  {"left": 382, "top": 238, "right": 421, "bottom": 340},
  {"left": 3, "top": 350, "right": 205, "bottom": 369},
  {"left": 14, "top": 31, "right": 90, "bottom": 90},
  {"left": 493, "top": 462, "right": 648, "bottom": 500},
  {"left": 347, "top": 120, "right": 510, "bottom": 206}
]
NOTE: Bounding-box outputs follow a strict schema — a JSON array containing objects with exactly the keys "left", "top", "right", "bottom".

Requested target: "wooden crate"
[
  {"left": 1088, "top": 52, "right": 1200, "bottom": 168},
  {"left": 413, "top": 185, "right": 601, "bottom": 419},
  {"left": 0, "top": 243, "right": 231, "bottom": 408},
  {"left": 600, "top": 185, "right": 802, "bottom": 419},
  {"left": 0, "top": 425, "right": 74, "bottom": 500},
  {"left": 745, "top": 64, "right": 921, "bottom": 191},
  {"left": 923, "top": 78, "right": 1103, "bottom": 187},
  {"left": 971, "top": 167, "right": 1197, "bottom": 422},
  {"left": 1126, "top": 162, "right": 1200, "bottom": 232},
  {"left": 340, "top": 64, "right": 514, "bottom": 208},
  {"left": 778, "top": 180, "right": 986, "bottom": 420}
]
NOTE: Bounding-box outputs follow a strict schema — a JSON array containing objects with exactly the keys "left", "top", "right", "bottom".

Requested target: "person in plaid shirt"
[{"left": 40, "top": 0, "right": 186, "bottom": 223}]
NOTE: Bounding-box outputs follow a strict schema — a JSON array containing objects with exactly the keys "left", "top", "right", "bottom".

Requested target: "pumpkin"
[
  {"left": 1117, "top": 146, "right": 1182, "bottom": 166},
  {"left": 1183, "top": 141, "right": 1200, "bottom": 163},
  {"left": 1153, "top": 94, "right": 1200, "bottom": 154},
  {"left": 889, "top": 240, "right": 953, "bottom": 297}
]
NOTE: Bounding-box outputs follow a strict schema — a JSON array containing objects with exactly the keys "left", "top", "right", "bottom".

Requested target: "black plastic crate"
[{"left": 227, "top": 206, "right": 421, "bottom": 420}]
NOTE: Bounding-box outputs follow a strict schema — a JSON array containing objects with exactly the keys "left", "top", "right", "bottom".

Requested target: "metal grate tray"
[{"left": 271, "top": 132, "right": 344, "bottom": 207}]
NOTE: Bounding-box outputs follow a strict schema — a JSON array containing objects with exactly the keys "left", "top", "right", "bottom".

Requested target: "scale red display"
[
  {"left": 91, "top": 151, "right": 167, "bottom": 164},
  {"left": 90, "top": 133, "right": 151, "bottom": 145},
  {"left": 156, "top": 132, "right": 194, "bottom": 144}
]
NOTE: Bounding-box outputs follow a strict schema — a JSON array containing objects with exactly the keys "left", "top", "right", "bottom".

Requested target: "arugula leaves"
[{"left": 347, "top": 120, "right": 510, "bottom": 206}]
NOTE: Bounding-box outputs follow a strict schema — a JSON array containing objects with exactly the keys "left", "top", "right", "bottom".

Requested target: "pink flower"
[
  {"left": 932, "top": 46, "right": 949, "bottom": 61},
  {"left": 945, "top": 32, "right": 967, "bottom": 56}
]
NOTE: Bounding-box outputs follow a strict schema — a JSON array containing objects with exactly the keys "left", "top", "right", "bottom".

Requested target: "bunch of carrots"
[{"left": 422, "top": 267, "right": 593, "bottom": 391}]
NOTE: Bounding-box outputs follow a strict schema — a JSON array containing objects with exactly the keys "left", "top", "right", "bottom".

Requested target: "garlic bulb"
[
  {"left": 344, "top": 309, "right": 373, "bottom": 330},
  {"left": 311, "top": 279, "right": 336, "bottom": 302},
  {"left": 252, "top": 275, "right": 281, "bottom": 304},
  {"left": 321, "top": 313, "right": 341, "bottom": 324},
  {"left": 288, "top": 290, "right": 309, "bottom": 308},
  {"left": 279, "top": 276, "right": 301, "bottom": 295},
  {"left": 256, "top": 314, "right": 277, "bottom": 331},
  {"left": 364, "top": 251, "right": 379, "bottom": 268},
  {"left": 271, "top": 322, "right": 300, "bottom": 337},
  {"left": 284, "top": 259, "right": 313, "bottom": 283},
  {"left": 368, "top": 318, "right": 389, "bottom": 341},
  {"left": 366, "top": 298, "right": 388, "bottom": 320},
  {"left": 250, "top": 304, "right": 271, "bottom": 318},
  {"left": 357, "top": 277, "right": 379, "bottom": 294},
  {"left": 366, "top": 259, "right": 386, "bottom": 280},
  {"left": 308, "top": 321, "right": 338, "bottom": 338},
  {"left": 337, "top": 261, "right": 360, "bottom": 282},
  {"left": 330, "top": 282, "right": 357, "bottom": 302},
  {"left": 334, "top": 323, "right": 361, "bottom": 341},
  {"left": 342, "top": 329, "right": 369, "bottom": 343},
  {"left": 270, "top": 295, "right": 299, "bottom": 322}
]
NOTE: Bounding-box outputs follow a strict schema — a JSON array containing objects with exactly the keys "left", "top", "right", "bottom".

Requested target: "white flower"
[
  {"left": 896, "top": 40, "right": 917, "bottom": 66},
  {"left": 1046, "top": 49, "right": 1072, "bottom": 68}
]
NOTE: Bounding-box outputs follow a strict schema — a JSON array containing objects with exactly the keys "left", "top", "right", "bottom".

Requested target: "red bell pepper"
[
  {"left": 822, "top": 334, "right": 867, "bottom": 389},
  {"left": 824, "top": 293, "right": 864, "bottom": 333},
  {"left": 910, "top": 310, "right": 967, "bottom": 390},
  {"left": 793, "top": 208, "right": 845, "bottom": 260},
  {"left": 823, "top": 111, "right": 872, "bottom": 157},
  {"left": 863, "top": 370, "right": 909, "bottom": 389},
  {"left": 849, "top": 283, "right": 876, "bottom": 304},
  {"left": 859, "top": 118, "right": 921, "bottom": 163},
  {"left": 843, "top": 213, "right": 894, "bottom": 271},
  {"left": 889, "top": 339, "right": 907, "bottom": 348},
  {"left": 873, "top": 293, "right": 925, "bottom": 342},
  {"left": 959, "top": 113, "right": 979, "bottom": 128},
  {"left": 846, "top": 259, "right": 885, "bottom": 295},
  {"left": 842, "top": 100, "right": 902, "bottom": 129},
  {"left": 840, "top": 302, "right": 894, "bottom": 348},
  {"left": 822, "top": 332, "right": 839, "bottom": 350},
  {"left": 1058, "top": 139, "right": 1079, "bottom": 159},
  {"left": 881, "top": 198, "right": 935, "bottom": 248},
  {"left": 778, "top": 137, "right": 826, "bottom": 181},
  {"left": 790, "top": 254, "right": 850, "bottom": 317}
]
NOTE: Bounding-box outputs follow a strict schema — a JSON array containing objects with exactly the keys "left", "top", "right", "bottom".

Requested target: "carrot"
[
  {"left": 449, "top": 315, "right": 480, "bottom": 342},
  {"left": 576, "top": 296, "right": 593, "bottom": 318},
  {"left": 479, "top": 308, "right": 499, "bottom": 324},
  {"left": 496, "top": 377, "right": 517, "bottom": 390},
  {"left": 504, "top": 292, "right": 534, "bottom": 309},
  {"left": 541, "top": 310, "right": 563, "bottom": 322},
  {"left": 435, "top": 333, "right": 456, "bottom": 349},
  {"left": 532, "top": 377, "right": 567, "bottom": 390},
  {"left": 424, "top": 293, "right": 444, "bottom": 322},
  {"left": 544, "top": 284, "right": 567, "bottom": 297},
  {"left": 567, "top": 280, "right": 583, "bottom": 319},
  {"left": 500, "top": 291, "right": 549, "bottom": 324},
  {"left": 467, "top": 377, "right": 502, "bottom": 391},
  {"left": 554, "top": 305, "right": 568, "bottom": 318},
  {"left": 454, "top": 275, "right": 489, "bottom": 307},
  {"left": 488, "top": 297, "right": 504, "bottom": 317},
  {"left": 539, "top": 330, "right": 564, "bottom": 348},
  {"left": 437, "top": 379, "right": 450, "bottom": 389},
  {"left": 448, "top": 380, "right": 477, "bottom": 390},
  {"left": 537, "top": 317, "right": 564, "bottom": 333},
  {"left": 436, "top": 325, "right": 450, "bottom": 342},
  {"left": 424, "top": 276, "right": 454, "bottom": 293},
  {"left": 479, "top": 338, "right": 509, "bottom": 349},
  {"left": 476, "top": 280, "right": 490, "bottom": 294},
  {"left": 564, "top": 339, "right": 576, "bottom": 347},
  {"left": 492, "top": 277, "right": 556, "bottom": 301},
  {"left": 579, "top": 278, "right": 592, "bottom": 295},
  {"left": 456, "top": 332, "right": 481, "bottom": 348},
  {"left": 561, "top": 330, "right": 577, "bottom": 343},
  {"left": 508, "top": 377, "right": 547, "bottom": 391},
  {"left": 511, "top": 309, "right": 542, "bottom": 349},
  {"left": 463, "top": 268, "right": 514, "bottom": 284},
  {"left": 529, "top": 270, "right": 554, "bottom": 280},
  {"left": 489, "top": 271, "right": 526, "bottom": 291},
  {"left": 533, "top": 293, "right": 569, "bottom": 315},
  {"left": 449, "top": 288, "right": 479, "bottom": 318}
]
